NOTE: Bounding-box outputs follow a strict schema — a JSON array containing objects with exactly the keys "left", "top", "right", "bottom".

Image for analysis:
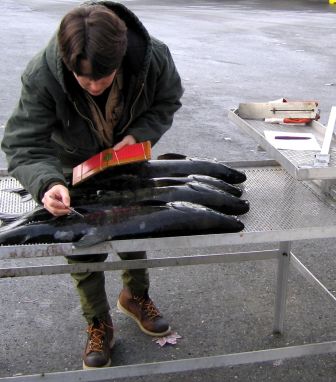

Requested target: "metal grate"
[
  {"left": 241, "top": 167, "right": 336, "bottom": 232},
  {"left": 0, "top": 177, "right": 36, "bottom": 217},
  {"left": 1, "top": 168, "right": 336, "bottom": 234}
]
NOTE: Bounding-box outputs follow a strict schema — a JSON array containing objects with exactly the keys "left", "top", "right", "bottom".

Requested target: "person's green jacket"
[{"left": 1, "top": 1, "right": 183, "bottom": 203}]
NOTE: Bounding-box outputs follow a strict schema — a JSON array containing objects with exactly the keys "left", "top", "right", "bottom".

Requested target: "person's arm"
[
  {"left": 1, "top": 67, "right": 68, "bottom": 204},
  {"left": 123, "top": 41, "right": 184, "bottom": 146}
]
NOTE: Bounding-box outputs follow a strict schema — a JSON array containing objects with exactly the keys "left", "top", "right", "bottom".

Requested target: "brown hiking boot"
[
  {"left": 83, "top": 315, "right": 115, "bottom": 369},
  {"left": 117, "top": 288, "right": 171, "bottom": 336}
]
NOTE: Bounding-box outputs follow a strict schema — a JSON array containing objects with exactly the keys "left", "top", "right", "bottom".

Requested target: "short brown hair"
[{"left": 58, "top": 4, "right": 127, "bottom": 79}]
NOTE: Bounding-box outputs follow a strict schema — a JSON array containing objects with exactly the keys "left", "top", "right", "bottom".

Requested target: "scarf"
[{"left": 85, "top": 68, "right": 124, "bottom": 148}]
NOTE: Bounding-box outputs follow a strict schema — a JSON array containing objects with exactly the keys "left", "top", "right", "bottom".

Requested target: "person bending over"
[{"left": 2, "top": 1, "right": 183, "bottom": 369}]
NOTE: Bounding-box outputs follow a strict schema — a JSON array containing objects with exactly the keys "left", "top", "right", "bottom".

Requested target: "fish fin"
[
  {"left": 186, "top": 181, "right": 212, "bottom": 190},
  {"left": 187, "top": 181, "right": 232, "bottom": 195},
  {"left": 188, "top": 175, "right": 244, "bottom": 197},
  {"left": 0, "top": 212, "right": 25, "bottom": 225},
  {"left": 2, "top": 187, "right": 32, "bottom": 200},
  {"left": 157, "top": 153, "right": 187, "bottom": 160},
  {"left": 21, "top": 194, "right": 33, "bottom": 202},
  {"left": 74, "top": 229, "right": 107, "bottom": 248},
  {"left": 74, "top": 235, "right": 105, "bottom": 248}
]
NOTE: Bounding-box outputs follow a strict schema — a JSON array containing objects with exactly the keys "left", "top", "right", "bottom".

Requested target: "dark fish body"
[
  {"left": 74, "top": 158, "right": 246, "bottom": 186},
  {"left": 157, "top": 153, "right": 247, "bottom": 184},
  {"left": 0, "top": 202, "right": 244, "bottom": 247},
  {"left": 68, "top": 174, "right": 243, "bottom": 197},
  {"left": 151, "top": 175, "right": 243, "bottom": 197},
  {"left": 0, "top": 182, "right": 248, "bottom": 226},
  {"left": 0, "top": 206, "right": 51, "bottom": 226},
  {"left": 69, "top": 182, "right": 249, "bottom": 215},
  {"left": 4, "top": 156, "right": 245, "bottom": 201}
]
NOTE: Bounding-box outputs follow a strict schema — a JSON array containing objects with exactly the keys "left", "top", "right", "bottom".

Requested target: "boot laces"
[
  {"left": 86, "top": 321, "right": 112, "bottom": 353},
  {"left": 134, "top": 296, "right": 161, "bottom": 320}
]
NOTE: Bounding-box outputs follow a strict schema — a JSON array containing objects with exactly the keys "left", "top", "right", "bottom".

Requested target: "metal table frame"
[
  {"left": 1, "top": 162, "right": 336, "bottom": 381},
  {"left": 228, "top": 108, "right": 336, "bottom": 201}
]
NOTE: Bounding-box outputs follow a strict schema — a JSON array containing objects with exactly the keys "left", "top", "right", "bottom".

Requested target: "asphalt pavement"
[{"left": 1, "top": 0, "right": 336, "bottom": 381}]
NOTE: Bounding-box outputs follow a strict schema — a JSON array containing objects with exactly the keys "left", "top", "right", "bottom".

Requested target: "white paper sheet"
[{"left": 264, "top": 131, "right": 321, "bottom": 151}]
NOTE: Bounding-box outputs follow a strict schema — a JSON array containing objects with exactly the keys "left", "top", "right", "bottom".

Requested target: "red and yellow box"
[{"left": 72, "top": 141, "right": 151, "bottom": 186}]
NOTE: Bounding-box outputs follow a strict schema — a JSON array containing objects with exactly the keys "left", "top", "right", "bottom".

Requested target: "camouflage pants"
[{"left": 67, "top": 251, "right": 149, "bottom": 323}]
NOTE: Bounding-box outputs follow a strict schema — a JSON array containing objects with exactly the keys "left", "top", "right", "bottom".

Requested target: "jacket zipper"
[
  {"left": 73, "top": 101, "right": 96, "bottom": 132},
  {"left": 119, "top": 82, "right": 145, "bottom": 135}
]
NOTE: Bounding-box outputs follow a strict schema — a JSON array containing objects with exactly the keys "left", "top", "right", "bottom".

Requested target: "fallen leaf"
[
  {"left": 273, "top": 359, "right": 283, "bottom": 367},
  {"left": 154, "top": 332, "right": 182, "bottom": 347}
]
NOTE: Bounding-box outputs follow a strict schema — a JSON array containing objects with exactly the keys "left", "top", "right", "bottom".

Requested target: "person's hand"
[
  {"left": 113, "top": 135, "right": 136, "bottom": 151},
  {"left": 41, "top": 184, "right": 71, "bottom": 216}
]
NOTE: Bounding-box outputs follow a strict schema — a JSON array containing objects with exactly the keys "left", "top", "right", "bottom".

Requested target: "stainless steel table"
[
  {"left": 229, "top": 109, "right": 336, "bottom": 181},
  {"left": 1, "top": 163, "right": 336, "bottom": 381}
]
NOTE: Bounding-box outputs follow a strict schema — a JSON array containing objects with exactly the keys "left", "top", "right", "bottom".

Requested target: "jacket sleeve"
[
  {"left": 124, "top": 42, "right": 184, "bottom": 145},
  {"left": 1, "top": 68, "right": 67, "bottom": 203}
]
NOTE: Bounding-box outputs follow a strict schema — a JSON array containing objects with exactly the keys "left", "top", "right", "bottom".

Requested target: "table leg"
[{"left": 273, "top": 241, "right": 291, "bottom": 334}]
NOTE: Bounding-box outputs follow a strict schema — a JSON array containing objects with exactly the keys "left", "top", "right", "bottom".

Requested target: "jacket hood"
[{"left": 45, "top": 1, "right": 152, "bottom": 94}]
